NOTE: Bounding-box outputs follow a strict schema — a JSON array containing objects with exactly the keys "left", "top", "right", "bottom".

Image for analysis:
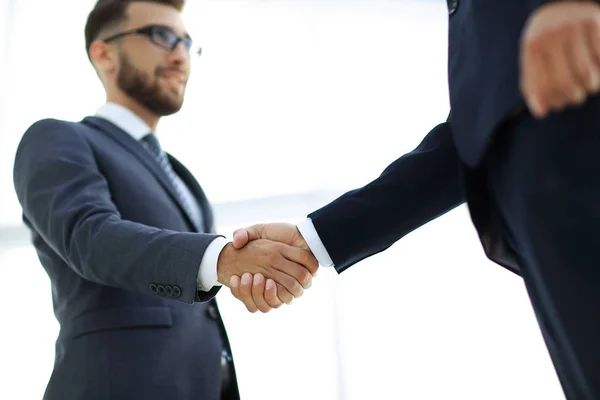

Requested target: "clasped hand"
[
  {"left": 216, "top": 223, "right": 317, "bottom": 313},
  {"left": 216, "top": 223, "right": 314, "bottom": 313}
]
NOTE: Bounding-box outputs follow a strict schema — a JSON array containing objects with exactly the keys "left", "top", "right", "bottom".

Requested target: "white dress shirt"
[
  {"left": 296, "top": 218, "right": 334, "bottom": 268},
  {"left": 95, "top": 102, "right": 225, "bottom": 291}
]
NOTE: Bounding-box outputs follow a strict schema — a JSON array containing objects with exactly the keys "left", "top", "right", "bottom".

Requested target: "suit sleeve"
[
  {"left": 13, "top": 119, "right": 220, "bottom": 303},
  {"left": 308, "top": 121, "right": 465, "bottom": 273}
]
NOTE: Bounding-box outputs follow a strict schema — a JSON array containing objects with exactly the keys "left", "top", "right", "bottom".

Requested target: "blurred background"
[{"left": 0, "top": 0, "right": 565, "bottom": 399}]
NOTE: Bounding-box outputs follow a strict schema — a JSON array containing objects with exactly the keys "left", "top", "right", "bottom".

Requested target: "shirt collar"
[{"left": 95, "top": 102, "right": 152, "bottom": 142}]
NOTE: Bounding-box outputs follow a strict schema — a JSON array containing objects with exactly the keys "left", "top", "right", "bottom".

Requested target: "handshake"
[{"left": 216, "top": 223, "right": 319, "bottom": 313}]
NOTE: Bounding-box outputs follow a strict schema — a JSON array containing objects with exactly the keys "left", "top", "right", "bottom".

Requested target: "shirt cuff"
[
  {"left": 197, "top": 237, "right": 228, "bottom": 292},
  {"left": 296, "top": 218, "right": 334, "bottom": 268}
]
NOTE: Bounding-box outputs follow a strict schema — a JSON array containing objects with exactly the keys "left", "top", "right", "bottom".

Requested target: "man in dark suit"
[
  {"left": 228, "top": 1, "right": 600, "bottom": 398},
  {"left": 12, "top": 1, "right": 317, "bottom": 399}
]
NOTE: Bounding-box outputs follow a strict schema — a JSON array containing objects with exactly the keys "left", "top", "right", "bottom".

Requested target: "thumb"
[
  {"left": 231, "top": 225, "right": 263, "bottom": 248},
  {"left": 232, "top": 229, "right": 248, "bottom": 248}
]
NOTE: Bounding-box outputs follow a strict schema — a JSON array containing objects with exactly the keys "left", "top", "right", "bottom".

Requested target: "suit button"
[
  {"left": 207, "top": 305, "right": 219, "bottom": 320},
  {"left": 164, "top": 285, "right": 173, "bottom": 297},
  {"left": 172, "top": 286, "right": 181, "bottom": 298},
  {"left": 150, "top": 283, "right": 158, "bottom": 294},
  {"left": 157, "top": 285, "right": 165, "bottom": 296},
  {"left": 448, "top": 0, "right": 458, "bottom": 15}
]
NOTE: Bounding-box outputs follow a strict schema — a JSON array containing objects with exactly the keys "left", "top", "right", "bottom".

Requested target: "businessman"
[
  {"left": 228, "top": 1, "right": 600, "bottom": 399},
  {"left": 12, "top": 1, "right": 317, "bottom": 399}
]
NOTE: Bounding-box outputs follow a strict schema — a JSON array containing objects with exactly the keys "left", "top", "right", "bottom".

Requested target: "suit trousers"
[{"left": 466, "top": 96, "right": 600, "bottom": 400}]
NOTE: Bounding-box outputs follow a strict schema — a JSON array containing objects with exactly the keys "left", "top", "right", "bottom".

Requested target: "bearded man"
[{"left": 11, "top": 1, "right": 318, "bottom": 399}]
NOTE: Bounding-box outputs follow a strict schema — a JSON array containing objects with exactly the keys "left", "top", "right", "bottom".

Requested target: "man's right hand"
[
  {"left": 228, "top": 223, "right": 319, "bottom": 313},
  {"left": 217, "top": 238, "right": 318, "bottom": 312}
]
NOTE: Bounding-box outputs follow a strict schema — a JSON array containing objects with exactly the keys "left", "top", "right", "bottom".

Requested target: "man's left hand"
[{"left": 520, "top": 1, "right": 600, "bottom": 118}]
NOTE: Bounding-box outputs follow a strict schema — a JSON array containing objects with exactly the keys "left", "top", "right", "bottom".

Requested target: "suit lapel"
[{"left": 82, "top": 116, "right": 199, "bottom": 232}]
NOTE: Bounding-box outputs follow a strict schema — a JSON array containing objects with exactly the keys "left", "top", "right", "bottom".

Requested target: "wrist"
[
  {"left": 292, "top": 226, "right": 309, "bottom": 250},
  {"left": 216, "top": 242, "right": 234, "bottom": 285}
]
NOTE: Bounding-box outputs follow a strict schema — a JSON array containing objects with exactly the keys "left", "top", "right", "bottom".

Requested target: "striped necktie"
[{"left": 141, "top": 133, "right": 203, "bottom": 231}]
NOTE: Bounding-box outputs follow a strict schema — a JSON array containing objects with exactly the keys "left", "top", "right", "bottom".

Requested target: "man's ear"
[{"left": 89, "top": 40, "right": 118, "bottom": 76}]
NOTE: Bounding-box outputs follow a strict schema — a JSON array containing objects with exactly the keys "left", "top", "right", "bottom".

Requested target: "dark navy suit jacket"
[
  {"left": 13, "top": 116, "right": 238, "bottom": 399},
  {"left": 308, "top": 0, "right": 561, "bottom": 271},
  {"left": 307, "top": 2, "right": 600, "bottom": 398}
]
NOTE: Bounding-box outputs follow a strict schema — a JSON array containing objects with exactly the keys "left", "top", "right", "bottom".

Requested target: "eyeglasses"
[{"left": 102, "top": 24, "right": 201, "bottom": 55}]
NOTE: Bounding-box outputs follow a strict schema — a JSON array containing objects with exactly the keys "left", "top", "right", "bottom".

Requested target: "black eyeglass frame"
[{"left": 101, "top": 24, "right": 200, "bottom": 55}]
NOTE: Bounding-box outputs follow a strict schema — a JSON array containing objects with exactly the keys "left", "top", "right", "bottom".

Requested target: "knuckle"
[
  {"left": 299, "top": 249, "right": 310, "bottom": 263},
  {"left": 302, "top": 252, "right": 318, "bottom": 271},
  {"left": 310, "top": 257, "right": 319, "bottom": 270},
  {"left": 282, "top": 275, "right": 303, "bottom": 296},
  {"left": 279, "top": 275, "right": 294, "bottom": 290},
  {"left": 523, "top": 35, "right": 543, "bottom": 56},
  {"left": 291, "top": 281, "right": 304, "bottom": 298},
  {"left": 266, "top": 297, "right": 279, "bottom": 308},
  {"left": 298, "top": 270, "right": 312, "bottom": 288},
  {"left": 295, "top": 251, "right": 307, "bottom": 267},
  {"left": 278, "top": 285, "right": 294, "bottom": 304}
]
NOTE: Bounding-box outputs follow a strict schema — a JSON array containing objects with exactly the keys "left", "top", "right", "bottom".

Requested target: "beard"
[{"left": 117, "top": 53, "right": 185, "bottom": 116}]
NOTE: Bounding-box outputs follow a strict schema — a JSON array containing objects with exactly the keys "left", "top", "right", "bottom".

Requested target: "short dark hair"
[{"left": 84, "top": 0, "right": 185, "bottom": 58}]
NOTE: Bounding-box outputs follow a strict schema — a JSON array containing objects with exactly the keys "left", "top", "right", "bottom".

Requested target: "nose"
[
  {"left": 167, "top": 41, "right": 190, "bottom": 66},
  {"left": 173, "top": 40, "right": 190, "bottom": 57}
]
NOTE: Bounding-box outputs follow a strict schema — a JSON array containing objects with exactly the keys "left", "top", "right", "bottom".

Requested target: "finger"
[
  {"left": 264, "top": 279, "right": 283, "bottom": 309},
  {"left": 238, "top": 273, "right": 288, "bottom": 307},
  {"left": 280, "top": 244, "right": 319, "bottom": 279},
  {"left": 229, "top": 275, "right": 242, "bottom": 300},
  {"left": 237, "top": 272, "right": 254, "bottom": 299},
  {"left": 569, "top": 25, "right": 600, "bottom": 97},
  {"left": 251, "top": 274, "right": 273, "bottom": 313},
  {"left": 536, "top": 41, "right": 568, "bottom": 113},
  {"left": 235, "top": 251, "right": 293, "bottom": 303},
  {"left": 545, "top": 30, "right": 585, "bottom": 110},
  {"left": 521, "top": 36, "right": 550, "bottom": 118},
  {"left": 270, "top": 261, "right": 305, "bottom": 298},
  {"left": 583, "top": 18, "right": 600, "bottom": 92},
  {"left": 232, "top": 228, "right": 249, "bottom": 249},
  {"left": 238, "top": 273, "right": 259, "bottom": 313},
  {"left": 269, "top": 243, "right": 317, "bottom": 290},
  {"left": 275, "top": 283, "right": 294, "bottom": 305},
  {"left": 232, "top": 224, "right": 264, "bottom": 249}
]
